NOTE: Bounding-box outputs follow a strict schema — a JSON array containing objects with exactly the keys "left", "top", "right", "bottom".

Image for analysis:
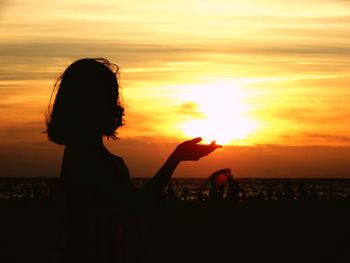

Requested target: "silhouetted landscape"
[{"left": 1, "top": 177, "right": 349, "bottom": 262}]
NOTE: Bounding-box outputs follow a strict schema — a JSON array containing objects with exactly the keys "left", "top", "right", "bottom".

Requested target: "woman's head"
[{"left": 46, "top": 58, "right": 124, "bottom": 145}]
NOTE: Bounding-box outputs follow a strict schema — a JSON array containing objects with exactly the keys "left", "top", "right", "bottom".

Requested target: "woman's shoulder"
[
  {"left": 109, "top": 154, "right": 127, "bottom": 166},
  {"left": 109, "top": 153, "right": 124, "bottom": 162},
  {"left": 104, "top": 151, "right": 130, "bottom": 176}
]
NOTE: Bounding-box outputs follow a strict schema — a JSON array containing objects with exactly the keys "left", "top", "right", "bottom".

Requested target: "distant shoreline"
[{"left": 1, "top": 177, "right": 350, "bottom": 180}]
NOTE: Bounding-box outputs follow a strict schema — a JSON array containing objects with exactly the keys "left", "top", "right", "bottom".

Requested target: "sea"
[{"left": 1, "top": 177, "right": 349, "bottom": 201}]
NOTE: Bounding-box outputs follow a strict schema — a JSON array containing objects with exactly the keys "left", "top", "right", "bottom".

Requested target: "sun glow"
[{"left": 179, "top": 80, "right": 258, "bottom": 145}]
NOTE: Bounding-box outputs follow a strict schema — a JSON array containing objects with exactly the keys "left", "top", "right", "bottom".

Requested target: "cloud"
[
  {"left": 276, "top": 132, "right": 350, "bottom": 146},
  {"left": 0, "top": 140, "right": 63, "bottom": 177},
  {"left": 0, "top": 103, "right": 13, "bottom": 109},
  {"left": 0, "top": 40, "right": 210, "bottom": 81},
  {"left": 120, "top": 110, "right": 179, "bottom": 138},
  {"left": 0, "top": 0, "right": 6, "bottom": 12},
  {"left": 1, "top": 38, "right": 350, "bottom": 81},
  {"left": 0, "top": 121, "right": 45, "bottom": 143},
  {"left": 271, "top": 107, "right": 350, "bottom": 123},
  {"left": 303, "top": 132, "right": 350, "bottom": 143},
  {"left": 177, "top": 102, "right": 203, "bottom": 117}
]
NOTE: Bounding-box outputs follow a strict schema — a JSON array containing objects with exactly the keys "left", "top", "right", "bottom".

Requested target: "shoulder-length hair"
[{"left": 45, "top": 58, "right": 124, "bottom": 145}]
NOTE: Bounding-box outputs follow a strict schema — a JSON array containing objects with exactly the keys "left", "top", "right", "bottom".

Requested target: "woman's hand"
[
  {"left": 170, "top": 137, "right": 222, "bottom": 162},
  {"left": 147, "top": 137, "right": 222, "bottom": 191}
]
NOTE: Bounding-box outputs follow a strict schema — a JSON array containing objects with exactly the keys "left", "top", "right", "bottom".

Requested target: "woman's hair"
[{"left": 45, "top": 58, "right": 124, "bottom": 145}]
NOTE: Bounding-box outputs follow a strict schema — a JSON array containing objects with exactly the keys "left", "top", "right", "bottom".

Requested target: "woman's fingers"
[
  {"left": 198, "top": 143, "right": 221, "bottom": 157},
  {"left": 189, "top": 137, "right": 202, "bottom": 144},
  {"left": 173, "top": 137, "right": 222, "bottom": 162},
  {"left": 189, "top": 138, "right": 222, "bottom": 148},
  {"left": 210, "top": 140, "right": 223, "bottom": 148}
]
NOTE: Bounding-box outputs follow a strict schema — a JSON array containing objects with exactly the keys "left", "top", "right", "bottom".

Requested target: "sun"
[{"left": 179, "top": 80, "right": 258, "bottom": 145}]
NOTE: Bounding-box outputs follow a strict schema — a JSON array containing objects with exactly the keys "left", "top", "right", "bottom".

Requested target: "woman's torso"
[{"left": 60, "top": 144, "right": 134, "bottom": 262}]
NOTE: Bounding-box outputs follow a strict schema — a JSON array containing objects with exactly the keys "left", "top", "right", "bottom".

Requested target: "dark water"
[
  {"left": 134, "top": 178, "right": 350, "bottom": 201},
  {"left": 1, "top": 177, "right": 349, "bottom": 201}
]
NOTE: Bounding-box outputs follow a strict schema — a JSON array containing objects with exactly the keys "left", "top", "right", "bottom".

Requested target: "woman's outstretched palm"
[{"left": 172, "top": 137, "right": 222, "bottom": 161}]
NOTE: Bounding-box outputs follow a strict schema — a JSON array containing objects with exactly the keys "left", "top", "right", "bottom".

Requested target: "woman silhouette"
[{"left": 46, "top": 58, "right": 221, "bottom": 262}]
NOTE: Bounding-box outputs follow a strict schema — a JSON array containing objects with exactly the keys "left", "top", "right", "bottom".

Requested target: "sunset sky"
[{"left": 1, "top": 0, "right": 350, "bottom": 178}]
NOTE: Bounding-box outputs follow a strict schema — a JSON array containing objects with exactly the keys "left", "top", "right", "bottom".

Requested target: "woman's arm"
[{"left": 145, "top": 137, "right": 222, "bottom": 191}]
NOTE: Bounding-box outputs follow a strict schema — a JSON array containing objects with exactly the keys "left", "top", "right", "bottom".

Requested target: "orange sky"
[{"left": 1, "top": 0, "right": 350, "bottom": 177}]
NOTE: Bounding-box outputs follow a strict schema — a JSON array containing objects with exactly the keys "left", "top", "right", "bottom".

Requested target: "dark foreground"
[{"left": 1, "top": 198, "right": 349, "bottom": 263}]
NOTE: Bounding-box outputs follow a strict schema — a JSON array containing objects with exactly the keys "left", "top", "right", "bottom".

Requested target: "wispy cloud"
[
  {"left": 1, "top": 39, "right": 350, "bottom": 82},
  {"left": 270, "top": 107, "right": 350, "bottom": 123},
  {"left": 0, "top": 121, "right": 45, "bottom": 143},
  {"left": 177, "top": 102, "right": 203, "bottom": 118},
  {"left": 0, "top": 0, "right": 7, "bottom": 11},
  {"left": 303, "top": 132, "right": 350, "bottom": 143}
]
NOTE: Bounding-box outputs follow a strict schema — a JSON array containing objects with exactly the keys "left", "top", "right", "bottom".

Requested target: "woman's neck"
[{"left": 66, "top": 136, "right": 104, "bottom": 148}]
